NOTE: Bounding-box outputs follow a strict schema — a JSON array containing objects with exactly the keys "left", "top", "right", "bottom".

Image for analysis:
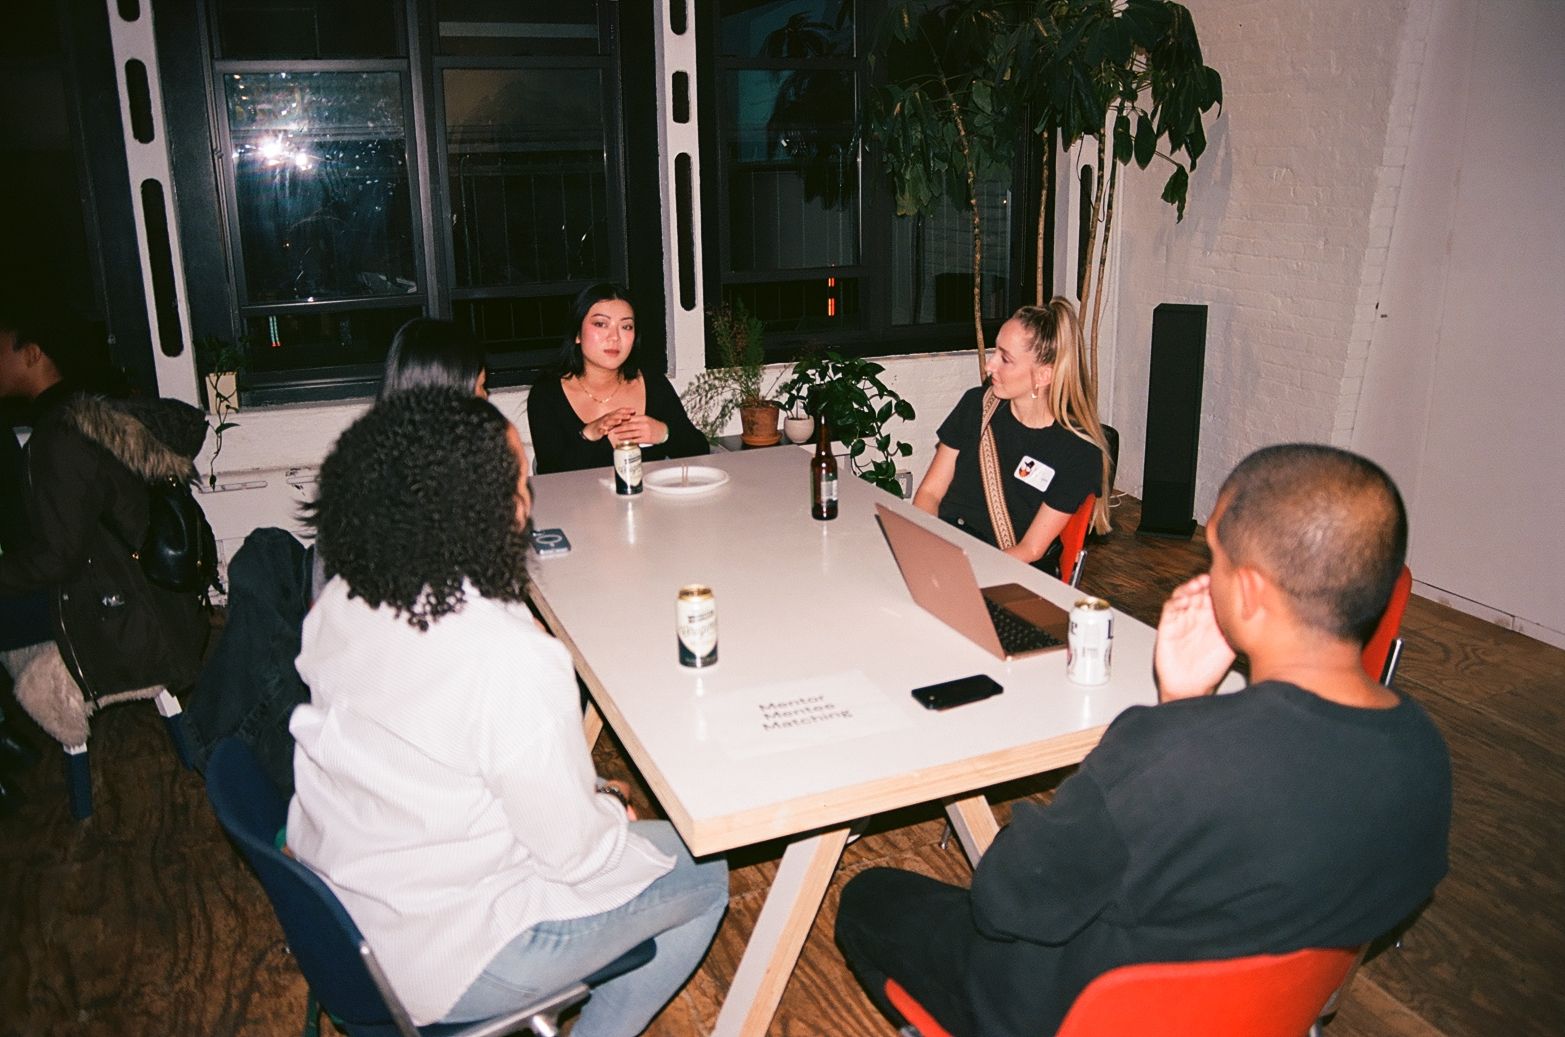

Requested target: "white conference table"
[{"left": 526, "top": 447, "right": 1174, "bottom": 1036}]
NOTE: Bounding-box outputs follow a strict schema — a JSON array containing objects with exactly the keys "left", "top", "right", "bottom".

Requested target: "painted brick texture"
[{"left": 1107, "top": 0, "right": 1415, "bottom": 518}]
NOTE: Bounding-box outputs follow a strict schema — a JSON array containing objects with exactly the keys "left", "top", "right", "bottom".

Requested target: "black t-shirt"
[{"left": 935, "top": 385, "right": 1102, "bottom": 553}]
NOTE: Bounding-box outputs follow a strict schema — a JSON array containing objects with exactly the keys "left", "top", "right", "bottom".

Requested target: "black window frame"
[
  {"left": 698, "top": 0, "right": 1043, "bottom": 365},
  {"left": 426, "top": 2, "right": 636, "bottom": 390},
  {"left": 198, "top": 0, "right": 643, "bottom": 405}
]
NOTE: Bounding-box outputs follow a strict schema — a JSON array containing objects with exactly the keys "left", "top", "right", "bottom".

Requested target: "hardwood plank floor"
[{"left": 2, "top": 494, "right": 1561, "bottom": 1036}]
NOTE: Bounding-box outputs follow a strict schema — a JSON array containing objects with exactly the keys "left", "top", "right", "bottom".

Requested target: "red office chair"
[
  {"left": 1362, "top": 565, "right": 1412, "bottom": 686},
  {"left": 1059, "top": 494, "right": 1096, "bottom": 589},
  {"left": 884, "top": 946, "right": 1360, "bottom": 1037}
]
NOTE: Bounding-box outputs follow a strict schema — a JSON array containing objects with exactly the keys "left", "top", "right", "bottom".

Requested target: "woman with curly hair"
[
  {"left": 913, "top": 298, "right": 1111, "bottom": 576},
  {"left": 526, "top": 282, "right": 708, "bottom": 474},
  {"left": 287, "top": 388, "right": 728, "bottom": 1034}
]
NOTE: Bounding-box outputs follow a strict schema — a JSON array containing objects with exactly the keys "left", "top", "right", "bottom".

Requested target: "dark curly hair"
[{"left": 311, "top": 387, "right": 531, "bottom": 629}]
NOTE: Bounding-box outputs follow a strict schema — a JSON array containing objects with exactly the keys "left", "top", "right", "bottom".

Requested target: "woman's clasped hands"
[{"left": 583, "top": 407, "right": 667, "bottom": 448}]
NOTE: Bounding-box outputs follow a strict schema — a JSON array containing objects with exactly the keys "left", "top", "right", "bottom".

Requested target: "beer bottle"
[{"left": 811, "top": 422, "right": 838, "bottom": 520}]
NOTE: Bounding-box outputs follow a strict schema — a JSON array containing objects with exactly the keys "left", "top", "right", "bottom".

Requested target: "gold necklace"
[{"left": 574, "top": 377, "right": 623, "bottom": 406}]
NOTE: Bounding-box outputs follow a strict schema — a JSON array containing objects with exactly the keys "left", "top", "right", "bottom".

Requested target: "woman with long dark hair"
[
  {"left": 526, "top": 283, "right": 707, "bottom": 473},
  {"left": 379, "top": 317, "right": 488, "bottom": 399}
]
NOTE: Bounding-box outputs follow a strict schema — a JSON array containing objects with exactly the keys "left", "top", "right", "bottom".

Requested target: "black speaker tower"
[{"left": 1138, "top": 303, "right": 1207, "bottom": 538}]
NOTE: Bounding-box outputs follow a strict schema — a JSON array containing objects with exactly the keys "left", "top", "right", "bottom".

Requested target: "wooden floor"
[{"left": 2, "top": 494, "right": 1562, "bottom": 1037}]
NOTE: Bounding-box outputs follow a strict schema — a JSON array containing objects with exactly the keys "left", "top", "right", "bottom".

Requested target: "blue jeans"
[{"left": 441, "top": 820, "right": 728, "bottom": 1036}]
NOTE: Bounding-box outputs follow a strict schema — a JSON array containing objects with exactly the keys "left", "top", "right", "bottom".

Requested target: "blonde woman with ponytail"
[{"left": 912, "top": 298, "right": 1112, "bottom": 575}]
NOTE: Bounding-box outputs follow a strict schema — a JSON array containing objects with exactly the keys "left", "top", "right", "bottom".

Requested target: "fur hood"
[{"left": 59, "top": 395, "right": 206, "bottom": 483}]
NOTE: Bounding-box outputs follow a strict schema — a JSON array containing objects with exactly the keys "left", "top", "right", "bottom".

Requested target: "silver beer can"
[
  {"left": 1067, "top": 596, "right": 1113, "bottom": 685},
  {"left": 677, "top": 584, "right": 718, "bottom": 668},
  {"left": 613, "top": 440, "right": 643, "bottom": 495}
]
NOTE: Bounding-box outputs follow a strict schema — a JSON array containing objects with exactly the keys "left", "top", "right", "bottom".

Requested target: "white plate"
[{"left": 643, "top": 465, "right": 731, "bottom": 496}]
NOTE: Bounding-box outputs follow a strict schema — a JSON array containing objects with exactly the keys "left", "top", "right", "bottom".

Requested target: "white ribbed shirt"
[{"left": 287, "top": 579, "right": 674, "bottom": 1024}]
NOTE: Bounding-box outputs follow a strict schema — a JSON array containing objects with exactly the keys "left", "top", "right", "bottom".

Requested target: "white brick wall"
[
  {"left": 1108, "top": 0, "right": 1417, "bottom": 518},
  {"left": 1336, "top": 0, "right": 1434, "bottom": 446}
]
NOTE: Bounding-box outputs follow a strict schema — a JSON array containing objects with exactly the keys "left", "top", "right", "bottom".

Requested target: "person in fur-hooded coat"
[{"left": 0, "top": 390, "right": 210, "bottom": 704}]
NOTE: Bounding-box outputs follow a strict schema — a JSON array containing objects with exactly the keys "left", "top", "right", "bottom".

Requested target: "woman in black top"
[
  {"left": 526, "top": 283, "right": 708, "bottom": 474},
  {"left": 913, "top": 299, "right": 1111, "bottom": 574}
]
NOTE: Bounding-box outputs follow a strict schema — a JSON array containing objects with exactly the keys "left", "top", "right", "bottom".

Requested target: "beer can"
[
  {"left": 1067, "top": 596, "right": 1113, "bottom": 685},
  {"left": 676, "top": 584, "right": 718, "bottom": 668},
  {"left": 613, "top": 441, "right": 643, "bottom": 495}
]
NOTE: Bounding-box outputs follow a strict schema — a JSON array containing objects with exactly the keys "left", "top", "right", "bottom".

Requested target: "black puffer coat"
[{"left": 0, "top": 392, "right": 210, "bottom": 700}]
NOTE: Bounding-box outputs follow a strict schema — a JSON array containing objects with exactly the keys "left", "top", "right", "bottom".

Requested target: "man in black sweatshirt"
[{"left": 835, "top": 444, "right": 1452, "bottom": 1037}]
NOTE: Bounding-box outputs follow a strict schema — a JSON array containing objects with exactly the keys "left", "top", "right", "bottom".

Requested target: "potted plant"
[
  {"left": 782, "top": 405, "right": 816, "bottom": 445},
  {"left": 777, "top": 352, "right": 916, "bottom": 497},
  {"left": 867, "top": 0, "right": 1223, "bottom": 395},
  {"left": 682, "top": 301, "right": 783, "bottom": 446},
  {"left": 1001, "top": 0, "right": 1223, "bottom": 393},
  {"left": 865, "top": 1, "right": 1023, "bottom": 379},
  {"left": 193, "top": 335, "right": 248, "bottom": 488}
]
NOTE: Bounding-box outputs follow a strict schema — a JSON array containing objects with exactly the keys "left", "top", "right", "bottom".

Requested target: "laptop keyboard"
[{"left": 984, "top": 596, "right": 1065, "bottom": 654}]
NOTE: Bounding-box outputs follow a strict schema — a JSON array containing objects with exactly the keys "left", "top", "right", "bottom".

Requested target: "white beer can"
[
  {"left": 1067, "top": 596, "right": 1113, "bottom": 685},
  {"left": 677, "top": 584, "right": 718, "bottom": 668}
]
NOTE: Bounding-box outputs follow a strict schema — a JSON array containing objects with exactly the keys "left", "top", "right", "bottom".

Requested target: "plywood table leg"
[
  {"left": 711, "top": 826, "right": 852, "bottom": 1037},
  {"left": 944, "top": 794, "right": 1000, "bottom": 866},
  {"left": 582, "top": 699, "right": 603, "bottom": 750}
]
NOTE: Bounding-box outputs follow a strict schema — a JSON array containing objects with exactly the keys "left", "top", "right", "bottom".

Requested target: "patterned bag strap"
[{"left": 977, "top": 387, "right": 1017, "bottom": 550}]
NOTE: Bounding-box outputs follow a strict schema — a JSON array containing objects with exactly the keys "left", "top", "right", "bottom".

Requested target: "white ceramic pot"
[{"left": 783, "top": 414, "right": 816, "bottom": 445}]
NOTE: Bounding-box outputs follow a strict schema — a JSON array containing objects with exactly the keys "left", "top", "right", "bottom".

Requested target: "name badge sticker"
[{"left": 1014, "top": 455, "right": 1056, "bottom": 492}]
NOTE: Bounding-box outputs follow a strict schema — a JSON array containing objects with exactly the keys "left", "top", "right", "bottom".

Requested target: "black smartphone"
[
  {"left": 912, "top": 674, "right": 1003, "bottom": 711},
  {"left": 529, "top": 527, "right": 572, "bottom": 557}
]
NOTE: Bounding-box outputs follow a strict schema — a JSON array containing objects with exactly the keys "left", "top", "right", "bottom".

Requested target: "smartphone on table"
[
  {"left": 912, "top": 674, "right": 1003, "bottom": 711},
  {"left": 529, "top": 528, "right": 572, "bottom": 557}
]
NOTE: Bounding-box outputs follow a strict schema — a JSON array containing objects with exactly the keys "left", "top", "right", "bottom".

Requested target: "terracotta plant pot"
[{"left": 739, "top": 402, "right": 782, "bottom": 447}]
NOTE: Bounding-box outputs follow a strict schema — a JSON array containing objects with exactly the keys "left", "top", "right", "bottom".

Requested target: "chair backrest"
[
  {"left": 1060, "top": 493, "right": 1096, "bottom": 588},
  {"left": 1361, "top": 565, "right": 1412, "bottom": 684},
  {"left": 205, "top": 738, "right": 405, "bottom": 1033},
  {"left": 1055, "top": 947, "right": 1360, "bottom": 1037}
]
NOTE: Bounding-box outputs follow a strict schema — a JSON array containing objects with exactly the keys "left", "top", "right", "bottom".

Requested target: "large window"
[
  {"left": 704, "top": 0, "right": 1026, "bottom": 361},
  {"left": 206, "top": 0, "right": 632, "bottom": 400},
  {"left": 188, "top": 0, "right": 1040, "bottom": 400}
]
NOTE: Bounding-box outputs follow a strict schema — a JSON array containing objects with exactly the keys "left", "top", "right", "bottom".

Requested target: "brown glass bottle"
[{"left": 811, "top": 422, "right": 838, "bottom": 520}]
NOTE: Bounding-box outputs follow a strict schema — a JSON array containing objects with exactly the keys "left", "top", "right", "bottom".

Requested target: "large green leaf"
[
  {"left": 1134, "top": 112, "right": 1156, "bottom": 168},
  {"left": 1113, "top": 112, "right": 1133, "bottom": 164},
  {"left": 1162, "top": 163, "right": 1190, "bottom": 219}
]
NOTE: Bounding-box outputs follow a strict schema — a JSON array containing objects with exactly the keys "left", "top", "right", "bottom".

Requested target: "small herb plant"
[{"left": 681, "top": 301, "right": 782, "bottom": 441}]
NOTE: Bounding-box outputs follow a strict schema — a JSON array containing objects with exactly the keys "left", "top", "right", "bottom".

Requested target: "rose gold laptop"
[{"left": 875, "top": 503, "right": 1070, "bottom": 661}]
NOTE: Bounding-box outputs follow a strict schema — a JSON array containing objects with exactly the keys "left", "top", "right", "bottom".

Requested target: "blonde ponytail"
[{"left": 1013, "top": 298, "right": 1113, "bottom": 534}]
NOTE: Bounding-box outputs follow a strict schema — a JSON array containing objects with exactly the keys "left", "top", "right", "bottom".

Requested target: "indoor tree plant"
[
  {"left": 681, "top": 301, "right": 783, "bottom": 446},
  {"left": 865, "top": 1, "right": 1022, "bottom": 379},
  {"left": 778, "top": 352, "right": 916, "bottom": 497},
  {"left": 866, "top": 0, "right": 1222, "bottom": 395},
  {"left": 1002, "top": 0, "right": 1223, "bottom": 394}
]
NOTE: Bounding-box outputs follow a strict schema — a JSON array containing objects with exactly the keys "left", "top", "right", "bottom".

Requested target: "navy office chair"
[{"left": 205, "top": 738, "right": 655, "bottom": 1037}]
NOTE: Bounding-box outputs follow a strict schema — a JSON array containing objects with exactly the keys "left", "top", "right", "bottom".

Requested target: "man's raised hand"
[{"left": 1154, "top": 575, "right": 1236, "bottom": 701}]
